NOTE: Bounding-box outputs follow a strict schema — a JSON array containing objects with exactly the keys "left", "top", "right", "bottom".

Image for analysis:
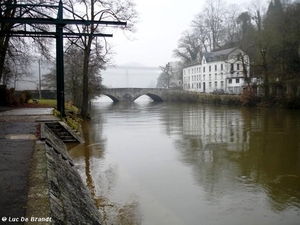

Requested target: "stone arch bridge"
[{"left": 101, "top": 88, "right": 170, "bottom": 102}]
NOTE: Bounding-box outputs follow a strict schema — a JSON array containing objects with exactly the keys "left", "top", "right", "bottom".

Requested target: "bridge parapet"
[{"left": 102, "top": 88, "right": 169, "bottom": 102}]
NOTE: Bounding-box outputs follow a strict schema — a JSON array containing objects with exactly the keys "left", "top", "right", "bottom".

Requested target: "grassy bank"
[
  {"left": 27, "top": 99, "right": 82, "bottom": 132},
  {"left": 28, "top": 99, "right": 56, "bottom": 107},
  {"left": 28, "top": 99, "right": 79, "bottom": 112}
]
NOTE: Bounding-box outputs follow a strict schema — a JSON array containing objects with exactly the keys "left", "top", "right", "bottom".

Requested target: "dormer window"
[{"left": 230, "top": 63, "right": 234, "bottom": 74}]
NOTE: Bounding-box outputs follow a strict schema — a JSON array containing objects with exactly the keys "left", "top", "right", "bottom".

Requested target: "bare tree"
[
  {"left": 0, "top": 0, "right": 53, "bottom": 84},
  {"left": 223, "top": 4, "right": 242, "bottom": 47},
  {"left": 65, "top": 0, "right": 138, "bottom": 119},
  {"left": 157, "top": 63, "right": 173, "bottom": 89},
  {"left": 43, "top": 44, "right": 104, "bottom": 107},
  {"left": 202, "top": 0, "right": 227, "bottom": 51},
  {"left": 191, "top": 14, "right": 211, "bottom": 53},
  {"left": 0, "top": 0, "right": 16, "bottom": 83},
  {"left": 173, "top": 30, "right": 202, "bottom": 65}
]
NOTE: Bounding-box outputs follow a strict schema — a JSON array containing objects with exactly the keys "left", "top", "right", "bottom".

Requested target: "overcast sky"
[{"left": 108, "top": 0, "right": 267, "bottom": 68}]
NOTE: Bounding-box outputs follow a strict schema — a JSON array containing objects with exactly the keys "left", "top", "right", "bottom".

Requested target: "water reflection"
[
  {"left": 68, "top": 119, "right": 142, "bottom": 225},
  {"left": 173, "top": 105, "right": 300, "bottom": 213},
  {"left": 70, "top": 102, "right": 300, "bottom": 225}
]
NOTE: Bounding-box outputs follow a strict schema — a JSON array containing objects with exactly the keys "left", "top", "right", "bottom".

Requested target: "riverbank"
[
  {"left": 0, "top": 108, "right": 102, "bottom": 225},
  {"left": 166, "top": 90, "right": 300, "bottom": 109}
]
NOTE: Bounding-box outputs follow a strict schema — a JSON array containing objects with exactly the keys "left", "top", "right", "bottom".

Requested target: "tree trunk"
[
  {"left": 80, "top": 0, "right": 95, "bottom": 119},
  {"left": 0, "top": 34, "right": 10, "bottom": 83},
  {"left": 81, "top": 43, "right": 92, "bottom": 119},
  {"left": 262, "top": 56, "right": 269, "bottom": 98},
  {"left": 0, "top": 0, "right": 16, "bottom": 83}
]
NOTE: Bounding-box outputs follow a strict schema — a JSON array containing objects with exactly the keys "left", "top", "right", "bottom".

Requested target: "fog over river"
[{"left": 69, "top": 96, "right": 300, "bottom": 225}]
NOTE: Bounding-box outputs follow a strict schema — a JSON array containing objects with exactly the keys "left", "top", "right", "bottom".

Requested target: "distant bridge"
[{"left": 101, "top": 88, "right": 170, "bottom": 102}]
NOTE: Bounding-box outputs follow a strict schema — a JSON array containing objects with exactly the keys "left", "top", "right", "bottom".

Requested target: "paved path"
[{"left": 0, "top": 108, "right": 55, "bottom": 224}]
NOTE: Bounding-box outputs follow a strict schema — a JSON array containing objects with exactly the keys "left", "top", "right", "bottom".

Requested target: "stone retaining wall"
[{"left": 26, "top": 125, "right": 102, "bottom": 225}]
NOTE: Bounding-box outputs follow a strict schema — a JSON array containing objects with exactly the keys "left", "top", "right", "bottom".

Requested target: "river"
[{"left": 68, "top": 97, "right": 300, "bottom": 225}]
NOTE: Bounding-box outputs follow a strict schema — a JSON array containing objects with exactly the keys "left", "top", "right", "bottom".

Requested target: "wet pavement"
[
  {"left": 0, "top": 107, "right": 55, "bottom": 224},
  {"left": 0, "top": 108, "right": 53, "bottom": 116}
]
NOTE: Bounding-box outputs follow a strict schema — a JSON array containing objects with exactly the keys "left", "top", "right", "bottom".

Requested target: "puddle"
[{"left": 5, "top": 134, "right": 38, "bottom": 140}]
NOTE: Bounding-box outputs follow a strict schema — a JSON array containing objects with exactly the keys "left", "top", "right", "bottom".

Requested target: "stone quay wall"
[{"left": 25, "top": 125, "right": 102, "bottom": 225}]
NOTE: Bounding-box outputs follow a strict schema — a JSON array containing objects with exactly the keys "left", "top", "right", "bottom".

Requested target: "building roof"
[
  {"left": 182, "top": 47, "right": 240, "bottom": 69},
  {"left": 203, "top": 47, "right": 239, "bottom": 62},
  {"left": 182, "top": 59, "right": 201, "bottom": 69}
]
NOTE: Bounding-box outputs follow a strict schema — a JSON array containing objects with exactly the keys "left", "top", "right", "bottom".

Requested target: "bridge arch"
[
  {"left": 144, "top": 93, "right": 163, "bottom": 102},
  {"left": 101, "top": 88, "right": 168, "bottom": 102},
  {"left": 104, "top": 94, "right": 120, "bottom": 102}
]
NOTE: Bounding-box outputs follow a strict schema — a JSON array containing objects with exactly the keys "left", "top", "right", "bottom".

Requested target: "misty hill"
[{"left": 117, "top": 62, "right": 146, "bottom": 67}]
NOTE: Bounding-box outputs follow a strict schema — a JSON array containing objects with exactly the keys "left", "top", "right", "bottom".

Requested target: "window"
[
  {"left": 215, "top": 65, "right": 217, "bottom": 71},
  {"left": 199, "top": 83, "right": 201, "bottom": 89},
  {"left": 237, "top": 64, "right": 240, "bottom": 71},
  {"left": 209, "top": 66, "right": 211, "bottom": 72},
  {"left": 221, "top": 64, "right": 223, "bottom": 70},
  {"left": 236, "top": 78, "right": 240, "bottom": 83},
  {"left": 229, "top": 79, "right": 232, "bottom": 84},
  {"left": 230, "top": 64, "right": 234, "bottom": 71},
  {"left": 209, "top": 82, "right": 211, "bottom": 87},
  {"left": 203, "top": 67, "right": 205, "bottom": 73},
  {"left": 221, "top": 81, "right": 224, "bottom": 87},
  {"left": 209, "top": 74, "right": 211, "bottom": 80},
  {"left": 215, "top": 81, "right": 217, "bottom": 87}
]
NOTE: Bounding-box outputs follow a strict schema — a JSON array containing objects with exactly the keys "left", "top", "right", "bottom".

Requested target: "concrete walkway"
[
  {"left": 0, "top": 108, "right": 55, "bottom": 224},
  {"left": 0, "top": 107, "right": 102, "bottom": 225}
]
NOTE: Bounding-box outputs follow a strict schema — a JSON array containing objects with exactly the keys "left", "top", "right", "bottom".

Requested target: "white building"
[{"left": 183, "top": 47, "right": 251, "bottom": 94}]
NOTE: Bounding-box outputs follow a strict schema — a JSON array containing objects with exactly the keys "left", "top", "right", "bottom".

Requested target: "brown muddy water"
[{"left": 68, "top": 97, "right": 300, "bottom": 225}]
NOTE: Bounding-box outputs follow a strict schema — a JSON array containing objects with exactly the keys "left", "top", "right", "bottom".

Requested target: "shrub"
[
  {"left": 19, "top": 90, "right": 32, "bottom": 103},
  {"left": 285, "top": 97, "right": 300, "bottom": 109},
  {"left": 240, "top": 89, "right": 260, "bottom": 106},
  {"left": 6, "top": 88, "right": 17, "bottom": 105}
]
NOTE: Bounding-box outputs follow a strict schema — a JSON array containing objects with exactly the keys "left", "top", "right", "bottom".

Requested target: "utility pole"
[{"left": 56, "top": 0, "right": 65, "bottom": 117}]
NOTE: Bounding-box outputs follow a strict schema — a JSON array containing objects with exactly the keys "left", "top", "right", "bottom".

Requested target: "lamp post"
[{"left": 38, "top": 59, "right": 42, "bottom": 99}]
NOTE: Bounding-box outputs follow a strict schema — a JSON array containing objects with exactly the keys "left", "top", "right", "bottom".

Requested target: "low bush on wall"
[{"left": 166, "top": 91, "right": 241, "bottom": 105}]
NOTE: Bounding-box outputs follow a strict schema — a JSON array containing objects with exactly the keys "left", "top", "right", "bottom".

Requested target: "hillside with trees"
[{"left": 172, "top": 0, "right": 300, "bottom": 103}]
